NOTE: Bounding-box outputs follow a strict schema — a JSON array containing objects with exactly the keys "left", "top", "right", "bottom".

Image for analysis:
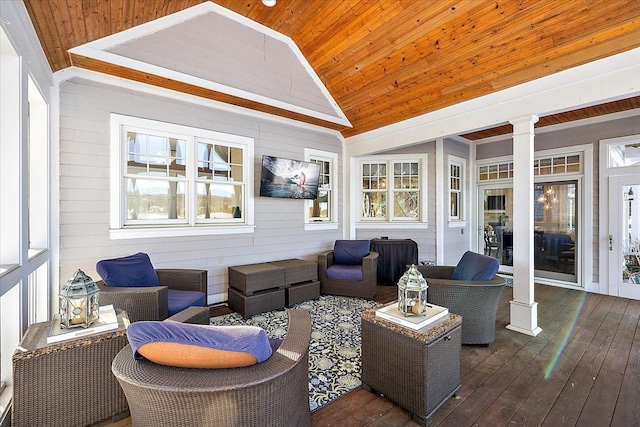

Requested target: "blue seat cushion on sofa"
[
  {"left": 96, "top": 252, "right": 160, "bottom": 288},
  {"left": 451, "top": 251, "right": 500, "bottom": 281},
  {"left": 333, "top": 240, "right": 370, "bottom": 265},
  {"left": 127, "top": 321, "right": 272, "bottom": 368},
  {"left": 326, "top": 264, "right": 363, "bottom": 281},
  {"left": 167, "top": 289, "right": 206, "bottom": 316}
]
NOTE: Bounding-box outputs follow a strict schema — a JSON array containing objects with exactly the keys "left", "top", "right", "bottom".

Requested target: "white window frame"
[
  {"left": 448, "top": 155, "right": 466, "bottom": 227},
  {"left": 304, "top": 148, "right": 338, "bottom": 230},
  {"left": 109, "top": 114, "right": 255, "bottom": 239},
  {"left": 357, "top": 154, "right": 428, "bottom": 229}
]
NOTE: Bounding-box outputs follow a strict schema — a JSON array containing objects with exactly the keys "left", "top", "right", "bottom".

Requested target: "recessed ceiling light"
[{"left": 262, "top": 0, "right": 276, "bottom": 7}]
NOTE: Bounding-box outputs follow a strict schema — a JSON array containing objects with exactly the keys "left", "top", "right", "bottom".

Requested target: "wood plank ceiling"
[{"left": 24, "top": 0, "right": 640, "bottom": 139}]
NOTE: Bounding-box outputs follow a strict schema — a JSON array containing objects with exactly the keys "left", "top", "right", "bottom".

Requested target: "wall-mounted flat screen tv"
[{"left": 259, "top": 155, "right": 321, "bottom": 200}]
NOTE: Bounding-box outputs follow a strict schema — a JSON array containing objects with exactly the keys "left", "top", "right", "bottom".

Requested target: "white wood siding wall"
[{"left": 58, "top": 77, "right": 342, "bottom": 302}]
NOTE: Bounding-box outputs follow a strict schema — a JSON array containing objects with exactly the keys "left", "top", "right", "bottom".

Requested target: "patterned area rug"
[{"left": 209, "top": 295, "right": 380, "bottom": 411}]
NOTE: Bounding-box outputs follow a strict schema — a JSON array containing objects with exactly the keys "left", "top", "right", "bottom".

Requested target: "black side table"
[{"left": 370, "top": 238, "right": 418, "bottom": 285}]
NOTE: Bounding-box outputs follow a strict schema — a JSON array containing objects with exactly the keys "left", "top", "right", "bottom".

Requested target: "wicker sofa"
[
  {"left": 111, "top": 309, "right": 312, "bottom": 427},
  {"left": 417, "top": 257, "right": 506, "bottom": 345}
]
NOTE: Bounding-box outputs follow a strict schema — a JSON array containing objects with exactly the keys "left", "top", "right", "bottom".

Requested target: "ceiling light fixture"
[{"left": 262, "top": 0, "right": 276, "bottom": 7}]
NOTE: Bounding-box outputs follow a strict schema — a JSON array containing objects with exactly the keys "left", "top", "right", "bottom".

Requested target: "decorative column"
[{"left": 506, "top": 115, "right": 542, "bottom": 336}]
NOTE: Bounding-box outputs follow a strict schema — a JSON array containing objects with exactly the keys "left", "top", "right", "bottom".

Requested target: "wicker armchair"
[
  {"left": 112, "top": 309, "right": 312, "bottom": 427},
  {"left": 417, "top": 258, "right": 505, "bottom": 345},
  {"left": 97, "top": 268, "right": 207, "bottom": 322},
  {"left": 318, "top": 242, "right": 378, "bottom": 299}
]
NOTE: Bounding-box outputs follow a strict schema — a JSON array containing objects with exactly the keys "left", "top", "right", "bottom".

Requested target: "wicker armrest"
[
  {"left": 362, "top": 251, "right": 379, "bottom": 284},
  {"left": 165, "top": 306, "right": 210, "bottom": 324},
  {"left": 96, "top": 281, "right": 169, "bottom": 322},
  {"left": 156, "top": 269, "right": 207, "bottom": 293},
  {"left": 416, "top": 265, "right": 456, "bottom": 280}
]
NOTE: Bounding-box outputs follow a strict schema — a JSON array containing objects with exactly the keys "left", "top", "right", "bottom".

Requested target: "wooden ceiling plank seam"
[
  {"left": 300, "top": 1, "right": 397, "bottom": 62},
  {"left": 327, "top": 0, "right": 563, "bottom": 101},
  {"left": 310, "top": 0, "right": 461, "bottom": 75},
  {"left": 316, "top": 0, "right": 490, "bottom": 83},
  {"left": 287, "top": 0, "right": 376, "bottom": 50}
]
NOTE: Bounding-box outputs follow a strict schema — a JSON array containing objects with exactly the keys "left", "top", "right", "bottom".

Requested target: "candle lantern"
[
  {"left": 59, "top": 269, "right": 100, "bottom": 328},
  {"left": 397, "top": 264, "right": 428, "bottom": 317}
]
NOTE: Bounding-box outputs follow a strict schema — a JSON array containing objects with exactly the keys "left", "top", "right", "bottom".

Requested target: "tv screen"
[{"left": 259, "top": 155, "right": 321, "bottom": 200}]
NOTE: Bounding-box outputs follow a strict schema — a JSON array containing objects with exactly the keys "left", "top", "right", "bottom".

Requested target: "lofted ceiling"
[{"left": 24, "top": 0, "right": 640, "bottom": 139}]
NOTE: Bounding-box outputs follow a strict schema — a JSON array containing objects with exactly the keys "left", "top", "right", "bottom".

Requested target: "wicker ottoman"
[
  {"left": 228, "top": 263, "right": 285, "bottom": 295},
  {"left": 360, "top": 306, "right": 462, "bottom": 426},
  {"left": 228, "top": 286, "right": 286, "bottom": 319},
  {"left": 268, "top": 258, "right": 318, "bottom": 285},
  {"left": 286, "top": 280, "right": 320, "bottom": 306}
]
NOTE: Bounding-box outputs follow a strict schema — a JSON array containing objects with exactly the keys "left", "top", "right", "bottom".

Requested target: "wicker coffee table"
[{"left": 361, "top": 304, "right": 462, "bottom": 426}]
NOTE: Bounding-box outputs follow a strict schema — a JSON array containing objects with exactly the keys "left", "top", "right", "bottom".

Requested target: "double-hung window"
[
  {"left": 111, "top": 114, "right": 254, "bottom": 238},
  {"left": 359, "top": 155, "right": 427, "bottom": 225},
  {"left": 304, "top": 149, "right": 338, "bottom": 230},
  {"left": 449, "top": 155, "right": 466, "bottom": 226}
]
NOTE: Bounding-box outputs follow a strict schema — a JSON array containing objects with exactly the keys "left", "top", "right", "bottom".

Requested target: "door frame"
[{"left": 599, "top": 134, "right": 640, "bottom": 297}]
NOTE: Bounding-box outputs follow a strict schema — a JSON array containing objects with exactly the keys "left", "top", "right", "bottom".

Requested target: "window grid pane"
[{"left": 309, "top": 158, "right": 331, "bottom": 220}]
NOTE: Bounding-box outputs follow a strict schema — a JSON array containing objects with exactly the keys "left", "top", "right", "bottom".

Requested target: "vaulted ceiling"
[{"left": 24, "top": 0, "right": 640, "bottom": 139}]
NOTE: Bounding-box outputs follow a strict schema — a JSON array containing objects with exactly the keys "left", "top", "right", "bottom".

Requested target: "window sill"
[
  {"left": 110, "top": 225, "right": 256, "bottom": 240},
  {"left": 448, "top": 220, "right": 467, "bottom": 228},
  {"left": 304, "top": 222, "right": 339, "bottom": 231},
  {"left": 356, "top": 222, "right": 428, "bottom": 230}
]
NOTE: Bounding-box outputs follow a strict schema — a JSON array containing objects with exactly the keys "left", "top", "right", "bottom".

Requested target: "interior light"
[{"left": 262, "top": 0, "right": 276, "bottom": 6}]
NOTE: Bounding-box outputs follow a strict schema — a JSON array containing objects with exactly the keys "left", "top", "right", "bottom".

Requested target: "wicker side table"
[
  {"left": 12, "top": 310, "right": 130, "bottom": 427},
  {"left": 360, "top": 306, "right": 462, "bottom": 426}
]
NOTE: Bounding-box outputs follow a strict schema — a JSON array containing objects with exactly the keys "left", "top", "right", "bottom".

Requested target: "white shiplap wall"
[{"left": 57, "top": 77, "right": 343, "bottom": 302}]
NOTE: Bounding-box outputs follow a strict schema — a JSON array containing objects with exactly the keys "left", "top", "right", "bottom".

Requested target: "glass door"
[
  {"left": 479, "top": 181, "right": 579, "bottom": 283},
  {"left": 608, "top": 176, "right": 640, "bottom": 299}
]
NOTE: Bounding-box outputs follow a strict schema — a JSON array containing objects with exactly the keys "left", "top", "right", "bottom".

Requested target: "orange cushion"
[{"left": 137, "top": 342, "right": 258, "bottom": 369}]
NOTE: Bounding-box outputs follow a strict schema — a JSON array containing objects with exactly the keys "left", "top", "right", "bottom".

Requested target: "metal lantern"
[
  {"left": 397, "top": 264, "right": 428, "bottom": 317},
  {"left": 59, "top": 269, "right": 100, "bottom": 329}
]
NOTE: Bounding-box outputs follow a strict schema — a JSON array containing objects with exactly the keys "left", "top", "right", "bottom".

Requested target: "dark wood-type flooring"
[{"left": 98, "top": 283, "right": 640, "bottom": 427}]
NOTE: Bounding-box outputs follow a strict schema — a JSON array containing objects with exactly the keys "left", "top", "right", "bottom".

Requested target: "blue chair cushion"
[
  {"left": 451, "top": 251, "right": 500, "bottom": 281},
  {"left": 127, "top": 321, "right": 273, "bottom": 369},
  {"left": 167, "top": 289, "right": 207, "bottom": 316},
  {"left": 333, "top": 240, "right": 370, "bottom": 265},
  {"left": 326, "top": 264, "right": 363, "bottom": 281},
  {"left": 96, "top": 252, "right": 160, "bottom": 288}
]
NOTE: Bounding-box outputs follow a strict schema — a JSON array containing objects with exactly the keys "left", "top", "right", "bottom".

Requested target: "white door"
[{"left": 608, "top": 175, "right": 640, "bottom": 299}]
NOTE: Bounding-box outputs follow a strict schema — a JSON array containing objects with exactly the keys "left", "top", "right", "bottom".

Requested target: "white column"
[{"left": 506, "top": 115, "right": 542, "bottom": 336}]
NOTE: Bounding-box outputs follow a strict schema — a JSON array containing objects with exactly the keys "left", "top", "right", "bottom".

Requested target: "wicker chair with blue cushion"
[
  {"left": 318, "top": 240, "right": 378, "bottom": 299},
  {"left": 96, "top": 252, "right": 207, "bottom": 322},
  {"left": 416, "top": 251, "right": 506, "bottom": 345},
  {"left": 112, "top": 309, "right": 312, "bottom": 427}
]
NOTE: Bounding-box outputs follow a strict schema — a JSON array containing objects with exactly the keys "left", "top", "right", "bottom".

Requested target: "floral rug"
[{"left": 209, "top": 295, "right": 380, "bottom": 411}]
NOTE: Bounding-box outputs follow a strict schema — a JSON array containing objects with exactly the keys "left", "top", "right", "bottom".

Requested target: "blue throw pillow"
[
  {"left": 127, "top": 321, "right": 273, "bottom": 368},
  {"left": 451, "top": 251, "right": 499, "bottom": 281},
  {"left": 333, "top": 240, "right": 370, "bottom": 265},
  {"left": 96, "top": 252, "right": 160, "bottom": 288}
]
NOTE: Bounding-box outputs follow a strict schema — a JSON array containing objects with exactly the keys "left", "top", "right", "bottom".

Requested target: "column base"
[{"left": 506, "top": 300, "right": 542, "bottom": 336}]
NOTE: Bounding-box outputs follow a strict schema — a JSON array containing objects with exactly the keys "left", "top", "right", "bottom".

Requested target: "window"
[
  {"left": 449, "top": 156, "right": 465, "bottom": 225},
  {"left": 304, "top": 149, "right": 338, "bottom": 230},
  {"left": 110, "top": 114, "right": 254, "bottom": 238},
  {"left": 359, "top": 155, "right": 427, "bottom": 225}
]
